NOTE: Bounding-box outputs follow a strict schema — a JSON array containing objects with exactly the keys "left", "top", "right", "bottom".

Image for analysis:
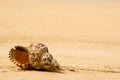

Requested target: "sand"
[{"left": 0, "top": 0, "right": 120, "bottom": 80}]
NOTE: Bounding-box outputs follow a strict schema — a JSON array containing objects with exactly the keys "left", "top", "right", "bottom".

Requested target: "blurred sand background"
[{"left": 0, "top": 0, "right": 120, "bottom": 80}]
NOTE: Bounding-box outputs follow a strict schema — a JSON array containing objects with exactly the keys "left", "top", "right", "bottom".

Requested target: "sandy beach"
[{"left": 0, "top": 0, "right": 120, "bottom": 80}]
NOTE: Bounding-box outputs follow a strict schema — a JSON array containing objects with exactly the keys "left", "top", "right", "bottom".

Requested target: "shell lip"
[
  {"left": 9, "top": 46, "right": 30, "bottom": 69},
  {"left": 15, "top": 46, "right": 29, "bottom": 53}
]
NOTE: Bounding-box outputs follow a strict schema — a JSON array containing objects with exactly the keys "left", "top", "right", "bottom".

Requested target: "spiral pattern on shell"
[{"left": 9, "top": 42, "right": 61, "bottom": 71}]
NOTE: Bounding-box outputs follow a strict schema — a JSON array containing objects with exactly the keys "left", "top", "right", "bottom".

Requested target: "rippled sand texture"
[{"left": 0, "top": 0, "right": 120, "bottom": 80}]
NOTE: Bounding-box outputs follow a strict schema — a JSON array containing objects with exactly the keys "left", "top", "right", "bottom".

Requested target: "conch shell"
[{"left": 9, "top": 42, "right": 61, "bottom": 71}]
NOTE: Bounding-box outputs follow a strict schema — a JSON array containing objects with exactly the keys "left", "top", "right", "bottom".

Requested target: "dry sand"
[{"left": 0, "top": 0, "right": 120, "bottom": 80}]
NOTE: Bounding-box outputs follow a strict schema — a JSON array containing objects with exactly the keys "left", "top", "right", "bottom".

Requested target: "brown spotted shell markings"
[{"left": 9, "top": 42, "right": 61, "bottom": 71}]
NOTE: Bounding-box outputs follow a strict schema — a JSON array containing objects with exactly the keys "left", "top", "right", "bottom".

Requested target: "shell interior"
[{"left": 14, "top": 50, "right": 29, "bottom": 64}]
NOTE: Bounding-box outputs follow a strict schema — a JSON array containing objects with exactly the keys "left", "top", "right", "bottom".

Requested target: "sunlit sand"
[{"left": 0, "top": 0, "right": 120, "bottom": 80}]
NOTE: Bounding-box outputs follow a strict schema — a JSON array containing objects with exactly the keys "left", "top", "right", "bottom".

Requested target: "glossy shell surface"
[{"left": 9, "top": 42, "right": 61, "bottom": 71}]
